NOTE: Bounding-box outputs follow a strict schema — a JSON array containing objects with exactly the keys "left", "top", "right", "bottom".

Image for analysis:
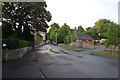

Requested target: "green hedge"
[{"left": 2, "top": 38, "right": 32, "bottom": 50}]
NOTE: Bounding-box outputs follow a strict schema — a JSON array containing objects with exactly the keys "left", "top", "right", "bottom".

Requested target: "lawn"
[
  {"left": 90, "top": 52, "right": 120, "bottom": 59},
  {"left": 58, "top": 44, "right": 85, "bottom": 52}
]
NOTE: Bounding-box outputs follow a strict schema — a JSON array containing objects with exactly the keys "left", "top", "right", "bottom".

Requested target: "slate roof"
[{"left": 77, "top": 34, "right": 93, "bottom": 40}]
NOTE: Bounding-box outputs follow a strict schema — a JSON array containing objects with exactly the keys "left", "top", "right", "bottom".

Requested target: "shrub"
[
  {"left": 94, "top": 40, "right": 100, "bottom": 45},
  {"left": 19, "top": 40, "right": 32, "bottom": 48},
  {"left": 64, "top": 35, "right": 76, "bottom": 44},
  {"left": 100, "top": 39, "right": 106, "bottom": 45},
  {"left": 35, "top": 35, "right": 42, "bottom": 45},
  {"left": 64, "top": 35, "right": 71, "bottom": 44}
]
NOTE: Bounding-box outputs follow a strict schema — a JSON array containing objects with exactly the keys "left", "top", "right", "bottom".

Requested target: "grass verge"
[
  {"left": 58, "top": 44, "right": 85, "bottom": 52},
  {"left": 90, "top": 52, "right": 120, "bottom": 59}
]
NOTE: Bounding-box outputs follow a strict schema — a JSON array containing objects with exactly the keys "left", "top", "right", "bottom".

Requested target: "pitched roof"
[{"left": 77, "top": 34, "right": 93, "bottom": 40}]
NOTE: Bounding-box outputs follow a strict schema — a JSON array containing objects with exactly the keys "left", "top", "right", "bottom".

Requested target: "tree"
[
  {"left": 2, "top": 2, "right": 52, "bottom": 41},
  {"left": 118, "top": 25, "right": 120, "bottom": 45},
  {"left": 64, "top": 29, "right": 76, "bottom": 44},
  {"left": 76, "top": 25, "right": 84, "bottom": 35},
  {"left": 84, "top": 27, "right": 99, "bottom": 40},
  {"left": 59, "top": 23, "right": 70, "bottom": 43},
  {"left": 59, "top": 23, "right": 70, "bottom": 36},
  {"left": 2, "top": 20, "right": 14, "bottom": 38},
  {"left": 86, "top": 27, "right": 91, "bottom": 31},
  {"left": 95, "top": 19, "right": 110, "bottom": 32},
  {"left": 95, "top": 19, "right": 110, "bottom": 39},
  {"left": 48, "top": 23, "right": 60, "bottom": 43},
  {"left": 105, "top": 22, "right": 118, "bottom": 47},
  {"left": 64, "top": 35, "right": 71, "bottom": 44},
  {"left": 48, "top": 23, "right": 72, "bottom": 43}
]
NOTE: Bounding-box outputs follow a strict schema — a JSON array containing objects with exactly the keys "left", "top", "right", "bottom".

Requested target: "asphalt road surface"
[{"left": 2, "top": 44, "right": 118, "bottom": 78}]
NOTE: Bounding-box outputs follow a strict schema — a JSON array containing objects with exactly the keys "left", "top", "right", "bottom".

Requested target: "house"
[
  {"left": 76, "top": 34, "right": 94, "bottom": 49},
  {"left": 70, "top": 34, "right": 94, "bottom": 49}
]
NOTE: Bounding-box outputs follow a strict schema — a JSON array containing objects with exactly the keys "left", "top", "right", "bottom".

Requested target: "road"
[{"left": 2, "top": 44, "right": 118, "bottom": 78}]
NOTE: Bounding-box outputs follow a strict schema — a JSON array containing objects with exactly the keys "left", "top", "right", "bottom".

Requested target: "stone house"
[{"left": 70, "top": 34, "right": 94, "bottom": 49}]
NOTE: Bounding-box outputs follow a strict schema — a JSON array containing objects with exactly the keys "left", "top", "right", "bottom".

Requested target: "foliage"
[
  {"left": 48, "top": 23, "right": 60, "bottom": 43},
  {"left": 76, "top": 25, "right": 84, "bottom": 35},
  {"left": 2, "top": 38, "right": 32, "bottom": 50},
  {"left": 100, "top": 39, "right": 106, "bottom": 45},
  {"left": 2, "top": 21, "right": 14, "bottom": 38},
  {"left": 48, "top": 18, "right": 119, "bottom": 48},
  {"left": 95, "top": 19, "right": 110, "bottom": 33},
  {"left": 84, "top": 27, "right": 99, "bottom": 40},
  {"left": 105, "top": 22, "right": 118, "bottom": 47},
  {"left": 59, "top": 23, "right": 70, "bottom": 36},
  {"left": 118, "top": 25, "right": 120, "bottom": 44},
  {"left": 35, "top": 35, "right": 42, "bottom": 45},
  {"left": 94, "top": 40, "right": 100, "bottom": 45},
  {"left": 85, "top": 27, "right": 91, "bottom": 31},
  {"left": 64, "top": 35, "right": 71, "bottom": 44},
  {"left": 57, "top": 33, "right": 65, "bottom": 43},
  {"left": 48, "top": 23, "right": 71, "bottom": 43},
  {"left": 90, "top": 52, "right": 120, "bottom": 59},
  {"left": 95, "top": 19, "right": 111, "bottom": 39},
  {"left": 61, "top": 24, "right": 76, "bottom": 44},
  {"left": 64, "top": 28, "right": 76, "bottom": 44},
  {"left": 2, "top": 2, "right": 52, "bottom": 41}
]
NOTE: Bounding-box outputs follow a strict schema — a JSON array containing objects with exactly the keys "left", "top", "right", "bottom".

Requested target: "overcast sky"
[{"left": 45, "top": 0, "right": 119, "bottom": 29}]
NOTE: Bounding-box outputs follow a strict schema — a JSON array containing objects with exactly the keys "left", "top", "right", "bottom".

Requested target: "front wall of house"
[
  {"left": 82, "top": 41, "right": 94, "bottom": 49},
  {"left": 70, "top": 40, "right": 94, "bottom": 49},
  {"left": 79, "top": 40, "right": 94, "bottom": 49}
]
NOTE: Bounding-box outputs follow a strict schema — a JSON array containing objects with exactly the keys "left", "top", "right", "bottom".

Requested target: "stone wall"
[
  {"left": 70, "top": 42, "right": 82, "bottom": 47},
  {"left": 104, "top": 46, "right": 120, "bottom": 52},
  {"left": 82, "top": 42, "right": 95, "bottom": 49},
  {"left": 2, "top": 47, "right": 32, "bottom": 61},
  {"left": 70, "top": 41, "right": 95, "bottom": 49}
]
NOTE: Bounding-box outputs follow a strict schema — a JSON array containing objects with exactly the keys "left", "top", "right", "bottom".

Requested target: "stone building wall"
[{"left": 70, "top": 40, "right": 94, "bottom": 49}]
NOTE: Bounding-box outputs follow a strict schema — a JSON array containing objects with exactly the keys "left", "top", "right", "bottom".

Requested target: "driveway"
[{"left": 2, "top": 44, "right": 118, "bottom": 78}]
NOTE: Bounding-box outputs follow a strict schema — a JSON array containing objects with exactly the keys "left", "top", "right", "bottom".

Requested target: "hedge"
[{"left": 2, "top": 38, "right": 32, "bottom": 50}]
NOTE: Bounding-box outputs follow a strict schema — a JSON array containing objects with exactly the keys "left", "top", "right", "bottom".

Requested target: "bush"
[
  {"left": 64, "top": 35, "right": 71, "bottom": 44},
  {"left": 19, "top": 40, "right": 32, "bottom": 48},
  {"left": 94, "top": 40, "right": 100, "bottom": 45},
  {"left": 2, "top": 38, "right": 32, "bottom": 50},
  {"left": 35, "top": 35, "right": 42, "bottom": 45},
  {"left": 64, "top": 35, "right": 76, "bottom": 44},
  {"left": 100, "top": 39, "right": 106, "bottom": 45}
]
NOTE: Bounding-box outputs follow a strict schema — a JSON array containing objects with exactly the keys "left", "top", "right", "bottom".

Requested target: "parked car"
[{"left": 53, "top": 42, "right": 58, "bottom": 45}]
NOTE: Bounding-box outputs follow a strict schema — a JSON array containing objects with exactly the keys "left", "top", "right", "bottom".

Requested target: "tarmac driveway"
[{"left": 2, "top": 44, "right": 118, "bottom": 78}]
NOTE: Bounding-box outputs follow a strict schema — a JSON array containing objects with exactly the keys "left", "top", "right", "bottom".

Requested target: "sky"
[{"left": 45, "top": 0, "right": 119, "bottom": 29}]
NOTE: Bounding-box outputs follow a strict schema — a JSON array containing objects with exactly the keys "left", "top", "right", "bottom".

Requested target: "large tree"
[
  {"left": 59, "top": 23, "right": 70, "bottom": 43},
  {"left": 2, "top": 2, "right": 52, "bottom": 41},
  {"left": 85, "top": 27, "right": 91, "bottom": 31},
  {"left": 48, "top": 23, "right": 72, "bottom": 43},
  {"left": 48, "top": 23, "right": 60, "bottom": 43},
  {"left": 105, "top": 22, "right": 118, "bottom": 47},
  {"left": 95, "top": 19, "right": 110, "bottom": 39}
]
